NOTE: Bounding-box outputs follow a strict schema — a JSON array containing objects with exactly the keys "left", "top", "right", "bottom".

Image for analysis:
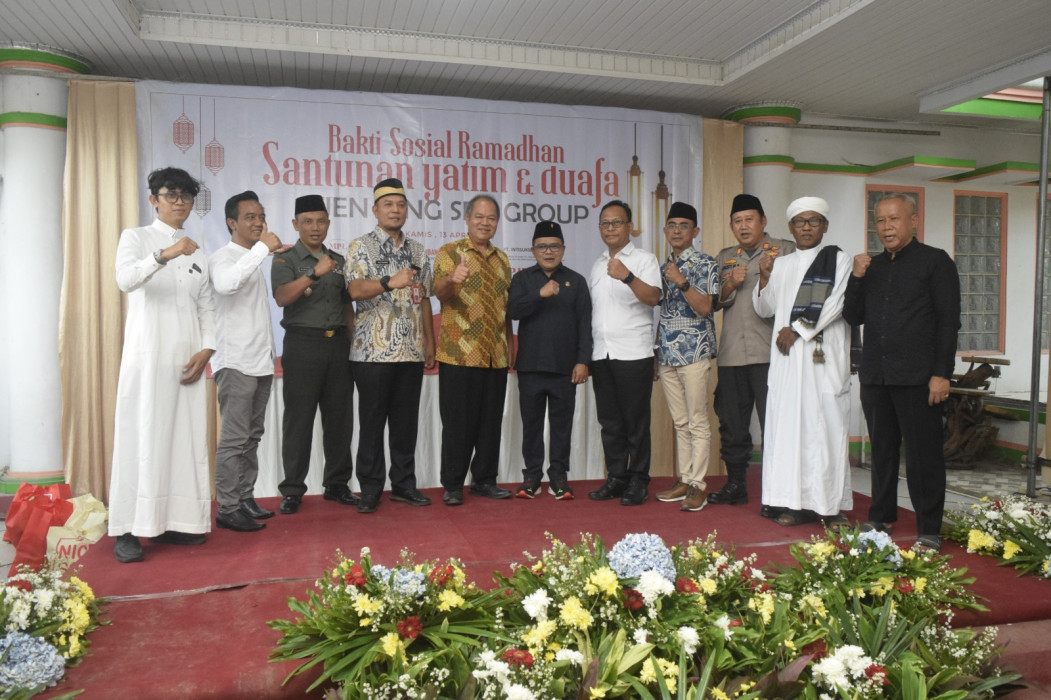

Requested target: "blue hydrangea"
[
  {"left": 855, "top": 530, "right": 903, "bottom": 566},
  {"left": 607, "top": 533, "right": 676, "bottom": 583},
  {"left": 0, "top": 632, "right": 65, "bottom": 692},
  {"left": 370, "top": 565, "right": 427, "bottom": 598}
]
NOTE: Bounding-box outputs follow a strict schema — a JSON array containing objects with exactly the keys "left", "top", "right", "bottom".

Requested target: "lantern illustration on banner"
[
  {"left": 194, "top": 98, "right": 212, "bottom": 218},
  {"left": 652, "top": 126, "right": 671, "bottom": 259},
  {"left": 173, "top": 96, "right": 195, "bottom": 153},
  {"left": 626, "top": 124, "right": 643, "bottom": 238},
  {"left": 204, "top": 99, "right": 225, "bottom": 175}
]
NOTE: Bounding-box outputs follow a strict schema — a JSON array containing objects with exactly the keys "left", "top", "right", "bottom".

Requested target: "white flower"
[
  {"left": 749, "top": 567, "right": 766, "bottom": 581},
  {"left": 633, "top": 628, "right": 649, "bottom": 644},
  {"left": 555, "top": 648, "right": 585, "bottom": 666},
  {"left": 713, "top": 615, "right": 732, "bottom": 641},
  {"left": 522, "top": 589, "right": 551, "bottom": 621},
  {"left": 504, "top": 683, "right": 536, "bottom": 700},
  {"left": 636, "top": 570, "right": 674, "bottom": 603},
  {"left": 676, "top": 626, "right": 700, "bottom": 655}
]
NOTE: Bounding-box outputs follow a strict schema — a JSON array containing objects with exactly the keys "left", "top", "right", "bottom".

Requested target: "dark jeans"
[
  {"left": 590, "top": 357, "right": 653, "bottom": 485},
  {"left": 518, "top": 371, "right": 576, "bottom": 483},
  {"left": 438, "top": 363, "right": 508, "bottom": 491},
  {"left": 352, "top": 361, "right": 424, "bottom": 497},
  {"left": 714, "top": 363, "right": 769, "bottom": 466},
  {"left": 279, "top": 333, "right": 353, "bottom": 496},
  {"left": 861, "top": 383, "right": 946, "bottom": 537}
]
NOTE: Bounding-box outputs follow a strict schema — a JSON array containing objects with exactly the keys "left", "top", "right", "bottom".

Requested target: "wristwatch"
[
  {"left": 307, "top": 270, "right": 321, "bottom": 281},
  {"left": 380, "top": 275, "right": 392, "bottom": 291},
  {"left": 677, "top": 281, "right": 690, "bottom": 292},
  {"left": 622, "top": 272, "right": 636, "bottom": 285}
]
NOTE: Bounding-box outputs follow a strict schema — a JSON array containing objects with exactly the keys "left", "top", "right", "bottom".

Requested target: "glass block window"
[
  {"left": 866, "top": 186, "right": 924, "bottom": 255},
  {"left": 954, "top": 192, "right": 1006, "bottom": 352}
]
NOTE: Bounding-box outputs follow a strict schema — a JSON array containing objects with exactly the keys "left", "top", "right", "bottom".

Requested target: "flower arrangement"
[
  {"left": 0, "top": 560, "right": 103, "bottom": 697},
  {"left": 945, "top": 494, "right": 1051, "bottom": 578},
  {"left": 272, "top": 531, "right": 1022, "bottom": 699}
]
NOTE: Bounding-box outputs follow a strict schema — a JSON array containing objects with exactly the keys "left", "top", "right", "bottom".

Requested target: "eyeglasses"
[
  {"left": 664, "top": 222, "right": 693, "bottom": 232},
  {"left": 790, "top": 216, "right": 826, "bottom": 228},
  {"left": 598, "top": 220, "right": 628, "bottom": 230},
  {"left": 158, "top": 191, "right": 195, "bottom": 204},
  {"left": 533, "top": 243, "right": 564, "bottom": 252}
]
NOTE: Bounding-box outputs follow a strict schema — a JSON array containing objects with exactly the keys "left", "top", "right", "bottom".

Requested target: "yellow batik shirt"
[{"left": 433, "top": 237, "right": 511, "bottom": 368}]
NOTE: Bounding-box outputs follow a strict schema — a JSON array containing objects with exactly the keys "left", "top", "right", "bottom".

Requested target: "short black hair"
[
  {"left": 225, "top": 190, "right": 260, "bottom": 233},
  {"left": 147, "top": 167, "right": 199, "bottom": 198},
  {"left": 600, "top": 199, "right": 632, "bottom": 222}
]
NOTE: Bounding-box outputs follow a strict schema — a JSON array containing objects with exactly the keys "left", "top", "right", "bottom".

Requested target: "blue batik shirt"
[{"left": 657, "top": 247, "right": 719, "bottom": 366}]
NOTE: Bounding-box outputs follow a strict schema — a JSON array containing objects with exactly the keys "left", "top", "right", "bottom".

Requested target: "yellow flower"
[
  {"left": 586, "top": 567, "right": 619, "bottom": 597},
  {"left": 1002, "top": 540, "right": 1022, "bottom": 560},
  {"left": 559, "top": 596, "right": 593, "bottom": 631},
  {"left": 900, "top": 549, "right": 916, "bottom": 561},
  {"left": 545, "top": 652, "right": 555, "bottom": 662},
  {"left": 522, "top": 619, "right": 557, "bottom": 648},
  {"left": 359, "top": 617, "right": 371, "bottom": 627},
  {"left": 589, "top": 687, "right": 607, "bottom": 698},
  {"left": 70, "top": 577, "right": 95, "bottom": 603},
  {"left": 641, "top": 658, "right": 678, "bottom": 692},
  {"left": 531, "top": 561, "right": 545, "bottom": 573},
  {"left": 784, "top": 639, "right": 796, "bottom": 650},
  {"left": 438, "top": 590, "right": 465, "bottom": 611},
  {"left": 870, "top": 576, "right": 895, "bottom": 597},
  {"left": 380, "top": 631, "right": 403, "bottom": 657},
  {"left": 67, "top": 634, "right": 81, "bottom": 658},
  {"left": 807, "top": 541, "right": 838, "bottom": 563},
  {"left": 688, "top": 545, "right": 702, "bottom": 560},
  {"left": 968, "top": 529, "right": 997, "bottom": 552},
  {"left": 352, "top": 593, "right": 383, "bottom": 616},
  {"left": 710, "top": 690, "right": 730, "bottom": 700},
  {"left": 747, "top": 592, "right": 774, "bottom": 624},
  {"left": 802, "top": 594, "right": 827, "bottom": 617},
  {"left": 699, "top": 578, "right": 718, "bottom": 595},
  {"left": 914, "top": 577, "right": 927, "bottom": 593}
]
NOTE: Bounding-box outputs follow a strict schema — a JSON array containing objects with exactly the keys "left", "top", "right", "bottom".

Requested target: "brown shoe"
[
  {"left": 681, "top": 485, "right": 708, "bottom": 512},
  {"left": 656, "top": 480, "right": 689, "bottom": 502}
]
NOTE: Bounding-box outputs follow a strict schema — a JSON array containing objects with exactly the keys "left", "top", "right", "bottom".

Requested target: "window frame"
[{"left": 953, "top": 189, "right": 1008, "bottom": 354}]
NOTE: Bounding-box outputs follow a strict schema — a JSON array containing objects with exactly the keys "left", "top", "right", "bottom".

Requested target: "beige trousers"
[{"left": 658, "top": 359, "right": 713, "bottom": 489}]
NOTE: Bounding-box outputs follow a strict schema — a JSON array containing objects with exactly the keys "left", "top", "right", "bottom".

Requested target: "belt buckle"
[{"left": 324, "top": 330, "right": 336, "bottom": 338}]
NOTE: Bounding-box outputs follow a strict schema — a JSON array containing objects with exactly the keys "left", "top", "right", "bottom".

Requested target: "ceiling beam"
[{"left": 918, "top": 47, "right": 1051, "bottom": 115}]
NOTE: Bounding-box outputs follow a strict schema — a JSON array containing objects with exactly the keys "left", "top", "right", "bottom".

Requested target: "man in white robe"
[
  {"left": 752, "top": 196, "right": 852, "bottom": 525},
  {"left": 108, "top": 167, "right": 216, "bottom": 563}
]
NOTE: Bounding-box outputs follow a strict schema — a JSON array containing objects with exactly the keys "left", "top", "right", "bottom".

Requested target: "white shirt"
[
  {"left": 589, "top": 241, "right": 661, "bottom": 361},
  {"left": 209, "top": 240, "right": 276, "bottom": 376}
]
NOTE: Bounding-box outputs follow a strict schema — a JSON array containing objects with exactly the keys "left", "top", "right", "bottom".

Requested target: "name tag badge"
[{"left": 411, "top": 284, "right": 422, "bottom": 305}]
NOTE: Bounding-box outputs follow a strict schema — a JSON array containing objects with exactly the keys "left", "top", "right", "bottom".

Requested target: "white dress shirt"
[
  {"left": 589, "top": 241, "right": 661, "bottom": 361},
  {"left": 209, "top": 240, "right": 276, "bottom": 376}
]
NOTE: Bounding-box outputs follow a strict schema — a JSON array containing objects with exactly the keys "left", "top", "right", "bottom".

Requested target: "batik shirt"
[
  {"left": 346, "top": 226, "right": 433, "bottom": 363},
  {"left": 657, "top": 246, "right": 720, "bottom": 366}
]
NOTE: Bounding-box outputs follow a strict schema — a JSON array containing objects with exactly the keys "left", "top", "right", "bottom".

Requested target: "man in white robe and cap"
[
  {"left": 752, "top": 196, "right": 852, "bottom": 527},
  {"left": 109, "top": 167, "right": 216, "bottom": 563}
]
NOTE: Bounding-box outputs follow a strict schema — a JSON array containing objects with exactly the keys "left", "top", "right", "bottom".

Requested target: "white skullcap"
[{"left": 786, "top": 196, "right": 830, "bottom": 221}]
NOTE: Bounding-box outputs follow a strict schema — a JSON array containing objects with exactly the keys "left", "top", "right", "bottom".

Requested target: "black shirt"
[
  {"left": 508, "top": 263, "right": 592, "bottom": 375},
  {"left": 843, "top": 239, "right": 960, "bottom": 386}
]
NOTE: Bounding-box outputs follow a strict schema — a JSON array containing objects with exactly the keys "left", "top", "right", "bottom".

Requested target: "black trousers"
[
  {"left": 279, "top": 333, "right": 353, "bottom": 497},
  {"left": 713, "top": 363, "right": 769, "bottom": 467},
  {"left": 352, "top": 361, "right": 424, "bottom": 497},
  {"left": 518, "top": 371, "right": 576, "bottom": 483},
  {"left": 861, "top": 383, "right": 946, "bottom": 537},
  {"left": 590, "top": 357, "right": 653, "bottom": 485},
  {"left": 438, "top": 363, "right": 508, "bottom": 491}
]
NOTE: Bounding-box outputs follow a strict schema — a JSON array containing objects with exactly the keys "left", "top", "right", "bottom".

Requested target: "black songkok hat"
[
  {"left": 532, "top": 221, "right": 563, "bottom": 242},
  {"left": 667, "top": 201, "right": 697, "bottom": 225},
  {"left": 730, "top": 194, "right": 764, "bottom": 217},
  {"left": 295, "top": 194, "right": 327, "bottom": 216},
  {"left": 374, "top": 178, "right": 406, "bottom": 203}
]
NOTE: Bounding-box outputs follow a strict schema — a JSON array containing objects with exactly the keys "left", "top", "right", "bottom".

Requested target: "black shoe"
[
  {"left": 323, "top": 485, "right": 360, "bottom": 506},
  {"left": 390, "top": 489, "right": 432, "bottom": 507},
  {"left": 443, "top": 489, "right": 464, "bottom": 506},
  {"left": 548, "top": 481, "right": 575, "bottom": 500},
  {"left": 760, "top": 505, "right": 786, "bottom": 519},
  {"left": 217, "top": 509, "right": 266, "bottom": 532},
  {"left": 706, "top": 481, "right": 749, "bottom": 506},
  {"left": 620, "top": 482, "right": 648, "bottom": 506},
  {"left": 357, "top": 493, "right": 381, "bottom": 514},
  {"left": 515, "top": 479, "right": 541, "bottom": 499},
  {"left": 588, "top": 479, "right": 627, "bottom": 501},
  {"left": 240, "top": 498, "right": 274, "bottom": 520},
  {"left": 114, "top": 533, "right": 143, "bottom": 563},
  {"left": 149, "top": 531, "right": 206, "bottom": 545},
  {"left": 279, "top": 495, "right": 302, "bottom": 514},
  {"left": 469, "top": 483, "right": 512, "bottom": 499}
]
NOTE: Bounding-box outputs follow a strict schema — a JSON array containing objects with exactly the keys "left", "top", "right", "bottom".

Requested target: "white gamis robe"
[
  {"left": 108, "top": 219, "right": 216, "bottom": 537},
  {"left": 752, "top": 243, "right": 852, "bottom": 516}
]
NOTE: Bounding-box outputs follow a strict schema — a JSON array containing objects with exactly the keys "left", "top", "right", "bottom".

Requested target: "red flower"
[
  {"left": 623, "top": 588, "right": 645, "bottom": 611},
  {"left": 895, "top": 577, "right": 914, "bottom": 594},
  {"left": 801, "top": 638, "right": 827, "bottom": 660},
  {"left": 676, "top": 577, "right": 700, "bottom": 594},
  {"left": 396, "top": 616, "right": 423, "bottom": 640},
  {"left": 502, "top": 648, "right": 534, "bottom": 668},
  {"left": 344, "top": 564, "right": 366, "bottom": 587},
  {"left": 429, "top": 564, "right": 454, "bottom": 587},
  {"left": 728, "top": 618, "right": 743, "bottom": 627},
  {"left": 865, "top": 664, "right": 889, "bottom": 685}
]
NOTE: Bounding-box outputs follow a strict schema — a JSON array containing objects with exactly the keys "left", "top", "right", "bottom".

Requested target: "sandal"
[
  {"left": 775, "top": 509, "right": 820, "bottom": 527},
  {"left": 822, "top": 513, "right": 851, "bottom": 532},
  {"left": 859, "top": 520, "right": 893, "bottom": 535},
  {"left": 911, "top": 536, "right": 941, "bottom": 554}
]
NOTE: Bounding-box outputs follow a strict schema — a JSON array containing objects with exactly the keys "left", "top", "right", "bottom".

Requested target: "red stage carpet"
[{"left": 42, "top": 474, "right": 1051, "bottom": 698}]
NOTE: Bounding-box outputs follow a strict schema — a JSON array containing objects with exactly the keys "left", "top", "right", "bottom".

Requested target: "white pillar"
[
  {"left": 724, "top": 104, "right": 801, "bottom": 224},
  {"left": 0, "top": 44, "right": 90, "bottom": 490}
]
